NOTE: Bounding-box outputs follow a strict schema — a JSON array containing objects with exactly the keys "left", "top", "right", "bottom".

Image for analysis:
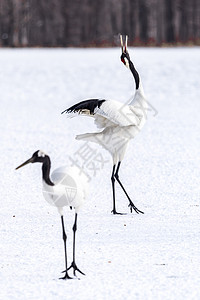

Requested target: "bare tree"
[{"left": 0, "top": 0, "right": 200, "bottom": 47}]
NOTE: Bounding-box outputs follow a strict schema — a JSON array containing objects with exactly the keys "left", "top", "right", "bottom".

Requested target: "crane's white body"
[
  {"left": 76, "top": 85, "right": 148, "bottom": 164},
  {"left": 42, "top": 166, "right": 89, "bottom": 215}
]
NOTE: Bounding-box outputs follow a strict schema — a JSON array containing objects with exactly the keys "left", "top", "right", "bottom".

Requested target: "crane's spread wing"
[{"left": 62, "top": 99, "right": 140, "bottom": 128}]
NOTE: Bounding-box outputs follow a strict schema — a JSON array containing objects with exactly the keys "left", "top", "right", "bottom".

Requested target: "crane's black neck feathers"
[
  {"left": 129, "top": 60, "right": 140, "bottom": 90},
  {"left": 62, "top": 99, "right": 105, "bottom": 115},
  {"left": 42, "top": 156, "right": 54, "bottom": 186}
]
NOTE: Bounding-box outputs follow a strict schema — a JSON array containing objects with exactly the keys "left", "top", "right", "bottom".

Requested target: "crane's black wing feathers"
[{"left": 62, "top": 99, "right": 106, "bottom": 115}]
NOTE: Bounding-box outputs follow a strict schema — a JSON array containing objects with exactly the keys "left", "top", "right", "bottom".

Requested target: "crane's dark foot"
[
  {"left": 59, "top": 271, "right": 72, "bottom": 280},
  {"left": 67, "top": 261, "right": 85, "bottom": 277},
  {"left": 128, "top": 201, "right": 144, "bottom": 214},
  {"left": 111, "top": 209, "right": 126, "bottom": 215}
]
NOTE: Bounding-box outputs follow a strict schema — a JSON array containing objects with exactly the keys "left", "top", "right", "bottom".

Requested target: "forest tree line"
[{"left": 0, "top": 0, "right": 200, "bottom": 47}]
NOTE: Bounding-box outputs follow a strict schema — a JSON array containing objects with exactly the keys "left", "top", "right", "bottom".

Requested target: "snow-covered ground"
[{"left": 0, "top": 47, "right": 200, "bottom": 300}]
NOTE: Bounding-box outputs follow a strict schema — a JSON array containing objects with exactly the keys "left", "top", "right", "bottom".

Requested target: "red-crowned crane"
[
  {"left": 16, "top": 150, "right": 88, "bottom": 279},
  {"left": 62, "top": 35, "right": 148, "bottom": 215}
]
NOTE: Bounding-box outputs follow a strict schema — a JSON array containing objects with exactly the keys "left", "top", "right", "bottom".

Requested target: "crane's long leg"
[
  {"left": 59, "top": 216, "right": 72, "bottom": 280},
  {"left": 115, "top": 162, "right": 144, "bottom": 214},
  {"left": 111, "top": 165, "right": 125, "bottom": 215},
  {"left": 111, "top": 165, "right": 117, "bottom": 214},
  {"left": 67, "top": 213, "right": 85, "bottom": 276}
]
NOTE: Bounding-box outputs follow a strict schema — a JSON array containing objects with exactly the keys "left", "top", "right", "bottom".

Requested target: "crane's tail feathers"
[{"left": 62, "top": 99, "right": 106, "bottom": 116}]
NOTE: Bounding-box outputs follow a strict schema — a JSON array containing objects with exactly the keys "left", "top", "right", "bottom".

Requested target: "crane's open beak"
[
  {"left": 15, "top": 157, "right": 34, "bottom": 170},
  {"left": 120, "top": 34, "right": 128, "bottom": 54}
]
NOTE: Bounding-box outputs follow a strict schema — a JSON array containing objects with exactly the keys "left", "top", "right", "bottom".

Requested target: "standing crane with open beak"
[{"left": 62, "top": 35, "right": 148, "bottom": 215}]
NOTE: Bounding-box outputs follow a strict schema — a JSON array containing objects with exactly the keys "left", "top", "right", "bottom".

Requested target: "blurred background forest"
[{"left": 0, "top": 0, "right": 200, "bottom": 47}]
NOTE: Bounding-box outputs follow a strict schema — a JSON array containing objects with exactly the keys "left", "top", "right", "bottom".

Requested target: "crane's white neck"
[{"left": 129, "top": 81, "right": 148, "bottom": 110}]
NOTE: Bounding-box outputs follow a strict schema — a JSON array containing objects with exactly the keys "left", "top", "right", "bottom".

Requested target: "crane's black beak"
[{"left": 15, "top": 157, "right": 34, "bottom": 170}]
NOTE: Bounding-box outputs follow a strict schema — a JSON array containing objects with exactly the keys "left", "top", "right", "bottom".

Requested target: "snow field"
[{"left": 0, "top": 47, "right": 200, "bottom": 299}]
